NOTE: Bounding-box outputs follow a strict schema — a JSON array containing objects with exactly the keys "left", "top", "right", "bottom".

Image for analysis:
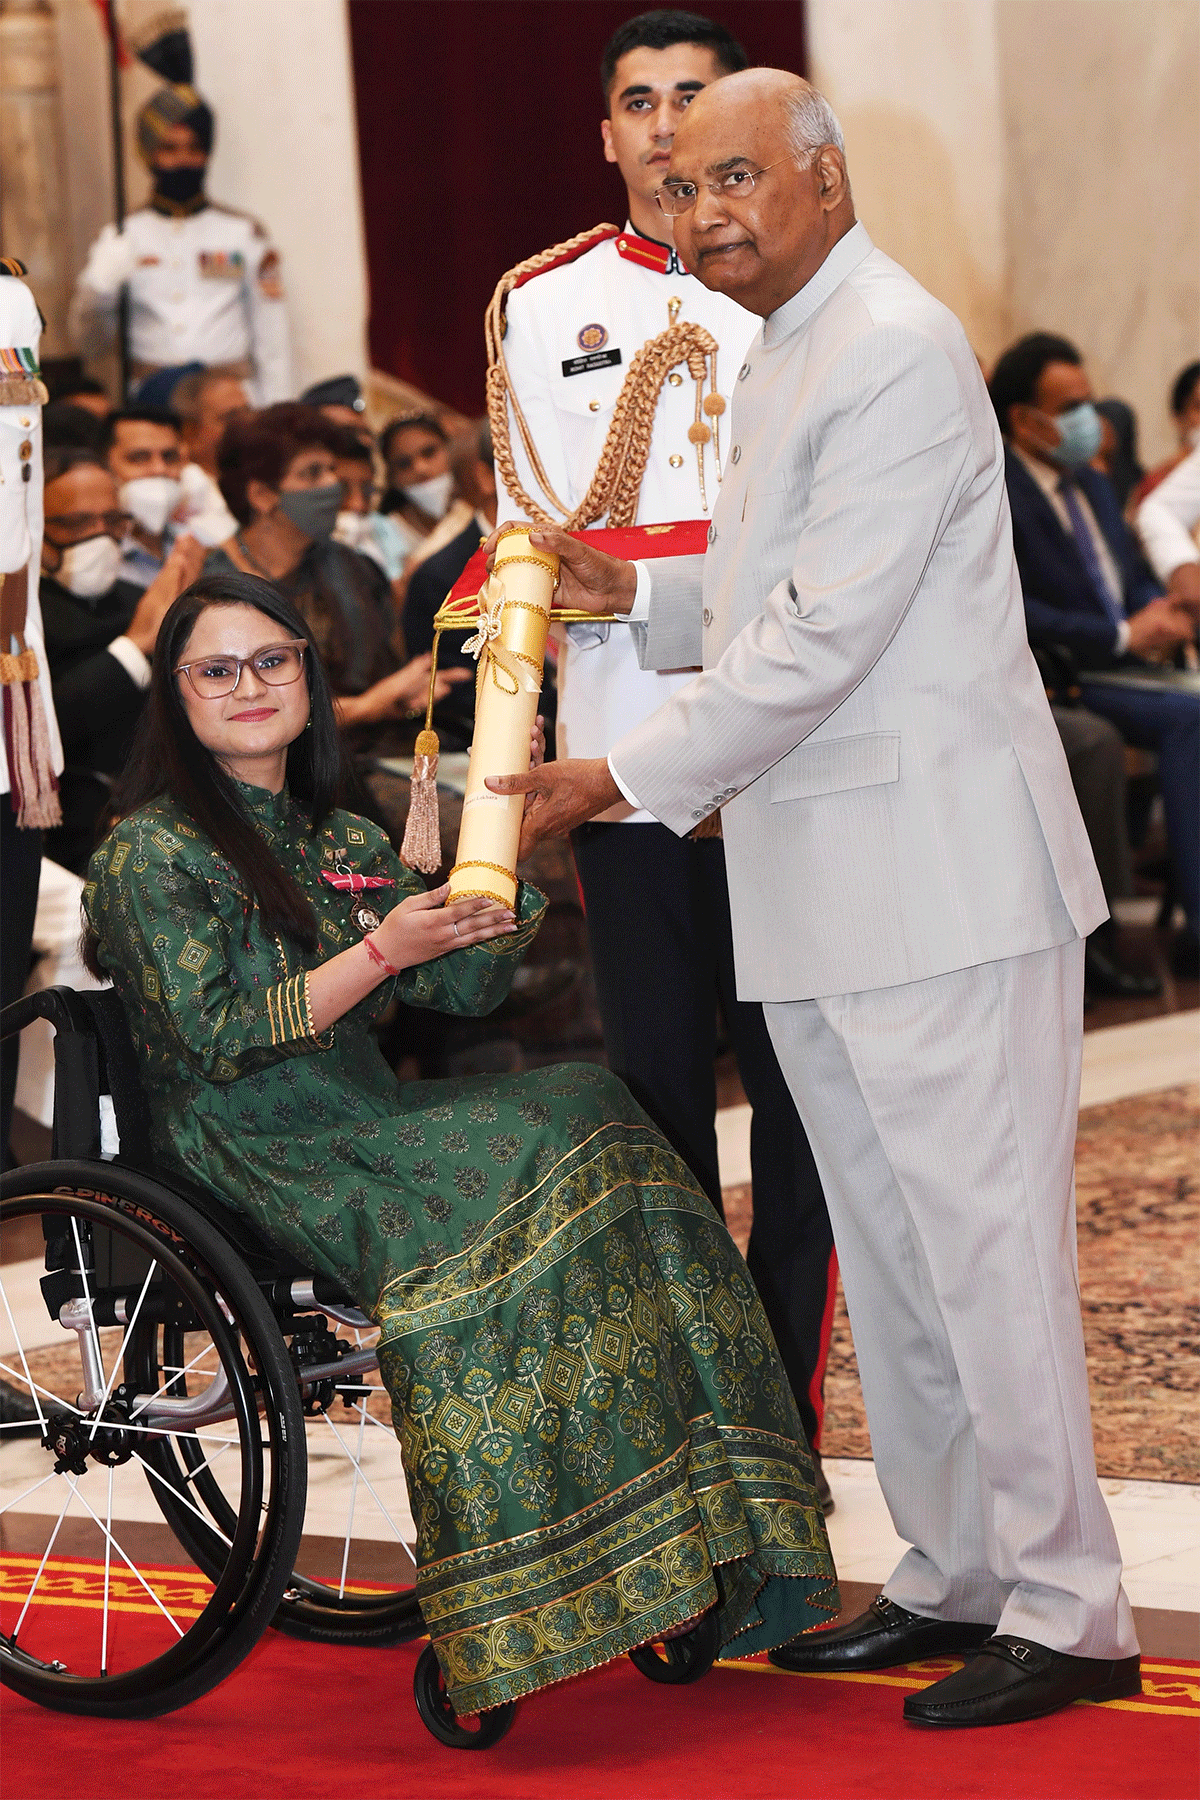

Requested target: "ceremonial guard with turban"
[{"left": 68, "top": 20, "right": 292, "bottom": 405}]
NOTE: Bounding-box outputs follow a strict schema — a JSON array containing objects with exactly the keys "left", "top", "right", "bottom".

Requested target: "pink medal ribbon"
[{"left": 320, "top": 863, "right": 396, "bottom": 935}]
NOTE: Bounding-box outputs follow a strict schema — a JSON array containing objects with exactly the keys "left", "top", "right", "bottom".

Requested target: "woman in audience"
[
  {"left": 1133, "top": 361, "right": 1200, "bottom": 505},
  {"left": 377, "top": 411, "right": 473, "bottom": 588},
  {"left": 82, "top": 570, "right": 836, "bottom": 1716}
]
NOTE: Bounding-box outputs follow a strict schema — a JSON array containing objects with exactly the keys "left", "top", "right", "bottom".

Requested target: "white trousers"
[{"left": 764, "top": 938, "right": 1137, "bottom": 1659}]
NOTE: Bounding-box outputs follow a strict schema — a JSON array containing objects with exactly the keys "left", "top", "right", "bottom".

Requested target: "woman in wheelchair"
[{"left": 81, "top": 571, "right": 837, "bottom": 1718}]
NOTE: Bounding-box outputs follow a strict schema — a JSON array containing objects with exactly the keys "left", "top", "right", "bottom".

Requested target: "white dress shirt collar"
[{"left": 762, "top": 221, "right": 875, "bottom": 348}]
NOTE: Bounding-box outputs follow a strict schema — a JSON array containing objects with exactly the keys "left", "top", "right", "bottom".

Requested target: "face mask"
[
  {"left": 402, "top": 472, "right": 453, "bottom": 519},
  {"left": 1047, "top": 401, "right": 1104, "bottom": 469},
  {"left": 277, "top": 483, "right": 342, "bottom": 541},
  {"left": 56, "top": 533, "right": 123, "bottom": 598},
  {"left": 153, "top": 165, "right": 206, "bottom": 206},
  {"left": 333, "top": 510, "right": 375, "bottom": 548},
  {"left": 120, "top": 475, "right": 181, "bottom": 536}
]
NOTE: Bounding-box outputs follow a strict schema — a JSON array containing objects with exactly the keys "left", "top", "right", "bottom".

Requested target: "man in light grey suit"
[{"left": 489, "top": 68, "right": 1141, "bottom": 1727}]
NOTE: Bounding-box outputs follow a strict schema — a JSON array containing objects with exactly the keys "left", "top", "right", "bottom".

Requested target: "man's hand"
[
  {"left": 487, "top": 757, "right": 621, "bottom": 859},
  {"left": 1165, "top": 561, "right": 1200, "bottom": 619},
  {"left": 1126, "top": 596, "right": 1197, "bottom": 656},
  {"left": 125, "top": 534, "right": 205, "bottom": 654},
  {"left": 482, "top": 521, "right": 637, "bottom": 617}
]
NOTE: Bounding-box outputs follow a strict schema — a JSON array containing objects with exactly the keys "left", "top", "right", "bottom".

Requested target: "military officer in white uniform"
[
  {"left": 70, "top": 82, "right": 292, "bottom": 407},
  {"left": 493, "top": 10, "right": 838, "bottom": 1491}
]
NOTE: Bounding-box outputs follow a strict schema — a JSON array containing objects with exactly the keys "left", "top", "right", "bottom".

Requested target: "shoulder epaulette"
[
  {"left": 507, "top": 223, "right": 620, "bottom": 295},
  {"left": 209, "top": 201, "right": 269, "bottom": 239}
]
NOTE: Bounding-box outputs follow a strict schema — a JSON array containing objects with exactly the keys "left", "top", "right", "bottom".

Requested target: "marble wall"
[{"left": 808, "top": 0, "right": 1200, "bottom": 464}]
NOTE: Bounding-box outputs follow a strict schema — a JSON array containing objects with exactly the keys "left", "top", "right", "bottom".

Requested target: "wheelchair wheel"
[
  {"left": 0, "top": 1164, "right": 306, "bottom": 1718},
  {"left": 627, "top": 1607, "right": 721, "bottom": 1685},
  {"left": 413, "top": 1642, "right": 515, "bottom": 1749},
  {"left": 130, "top": 1303, "right": 424, "bottom": 1648}
]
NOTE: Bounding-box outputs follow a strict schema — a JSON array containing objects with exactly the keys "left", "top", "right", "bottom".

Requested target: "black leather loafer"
[
  {"left": 903, "top": 1635, "right": 1142, "bottom": 1727},
  {"left": 769, "top": 1595, "right": 996, "bottom": 1673}
]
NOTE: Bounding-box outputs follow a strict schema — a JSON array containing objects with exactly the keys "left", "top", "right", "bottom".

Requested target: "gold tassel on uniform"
[{"left": 1, "top": 566, "right": 61, "bottom": 830}]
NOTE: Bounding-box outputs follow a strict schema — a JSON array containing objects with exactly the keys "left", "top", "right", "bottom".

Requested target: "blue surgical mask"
[{"left": 1048, "top": 402, "right": 1103, "bottom": 469}]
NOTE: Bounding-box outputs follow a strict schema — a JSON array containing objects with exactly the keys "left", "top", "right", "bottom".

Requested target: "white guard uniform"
[
  {"left": 495, "top": 223, "right": 758, "bottom": 821},
  {"left": 0, "top": 273, "right": 62, "bottom": 798},
  {"left": 69, "top": 204, "right": 293, "bottom": 405}
]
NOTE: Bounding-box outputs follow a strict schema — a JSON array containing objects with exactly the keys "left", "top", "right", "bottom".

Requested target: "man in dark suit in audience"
[
  {"left": 40, "top": 448, "right": 201, "bottom": 872},
  {"left": 992, "top": 333, "right": 1200, "bottom": 976}
]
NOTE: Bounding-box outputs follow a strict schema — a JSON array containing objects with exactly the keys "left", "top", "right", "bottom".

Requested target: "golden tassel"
[{"left": 399, "top": 627, "right": 444, "bottom": 874}]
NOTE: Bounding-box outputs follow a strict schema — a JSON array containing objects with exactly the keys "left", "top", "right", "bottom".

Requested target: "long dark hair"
[{"left": 86, "top": 572, "right": 349, "bottom": 973}]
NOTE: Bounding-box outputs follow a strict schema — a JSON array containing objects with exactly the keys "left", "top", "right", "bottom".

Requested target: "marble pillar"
[{"left": 0, "top": 0, "right": 72, "bottom": 355}]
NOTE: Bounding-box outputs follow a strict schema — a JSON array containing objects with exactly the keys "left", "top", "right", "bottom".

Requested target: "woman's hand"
[{"left": 373, "top": 883, "right": 516, "bottom": 969}]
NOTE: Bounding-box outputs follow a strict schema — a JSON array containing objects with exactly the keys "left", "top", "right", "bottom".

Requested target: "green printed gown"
[{"left": 85, "top": 784, "right": 838, "bottom": 1712}]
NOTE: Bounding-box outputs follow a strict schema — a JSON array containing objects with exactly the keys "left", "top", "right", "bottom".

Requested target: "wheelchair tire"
[
  {"left": 627, "top": 1607, "right": 721, "bottom": 1685},
  {"left": 413, "top": 1642, "right": 516, "bottom": 1749},
  {"left": 1, "top": 1163, "right": 307, "bottom": 1718}
]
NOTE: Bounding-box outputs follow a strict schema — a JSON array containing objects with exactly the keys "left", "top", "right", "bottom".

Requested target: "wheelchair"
[{"left": 1, "top": 988, "right": 719, "bottom": 1750}]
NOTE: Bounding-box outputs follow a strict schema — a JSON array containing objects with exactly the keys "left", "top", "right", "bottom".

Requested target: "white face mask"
[
  {"left": 120, "top": 475, "right": 182, "bottom": 536},
  {"left": 57, "top": 533, "right": 123, "bottom": 598},
  {"left": 403, "top": 471, "right": 453, "bottom": 519},
  {"left": 333, "top": 509, "right": 375, "bottom": 548}
]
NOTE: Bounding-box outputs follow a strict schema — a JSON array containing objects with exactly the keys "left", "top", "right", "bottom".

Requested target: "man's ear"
[
  {"left": 815, "top": 145, "right": 850, "bottom": 210},
  {"left": 601, "top": 116, "right": 618, "bottom": 165}
]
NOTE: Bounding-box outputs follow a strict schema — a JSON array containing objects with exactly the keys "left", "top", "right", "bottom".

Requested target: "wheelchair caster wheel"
[
  {"left": 628, "top": 1606, "right": 721, "bottom": 1685},
  {"left": 413, "top": 1643, "right": 515, "bottom": 1748}
]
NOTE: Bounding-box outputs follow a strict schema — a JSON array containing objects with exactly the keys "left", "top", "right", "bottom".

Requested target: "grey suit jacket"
[{"left": 612, "top": 225, "right": 1105, "bottom": 1001}]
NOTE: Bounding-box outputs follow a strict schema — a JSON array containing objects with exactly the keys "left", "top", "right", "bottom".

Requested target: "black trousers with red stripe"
[{"left": 571, "top": 820, "right": 836, "bottom": 1448}]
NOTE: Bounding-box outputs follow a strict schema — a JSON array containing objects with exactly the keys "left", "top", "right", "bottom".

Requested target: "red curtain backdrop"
[{"left": 347, "top": 1, "right": 807, "bottom": 416}]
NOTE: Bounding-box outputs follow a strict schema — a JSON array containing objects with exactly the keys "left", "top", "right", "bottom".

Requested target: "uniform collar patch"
[{"left": 615, "top": 224, "right": 688, "bottom": 277}]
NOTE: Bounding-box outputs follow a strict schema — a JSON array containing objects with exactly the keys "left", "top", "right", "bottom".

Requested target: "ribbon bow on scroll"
[{"left": 462, "top": 571, "right": 543, "bottom": 697}]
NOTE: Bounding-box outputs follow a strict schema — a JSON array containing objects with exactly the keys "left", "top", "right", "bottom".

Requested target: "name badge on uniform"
[
  {"left": 198, "top": 251, "right": 245, "bottom": 281},
  {"left": 562, "top": 348, "right": 622, "bottom": 378}
]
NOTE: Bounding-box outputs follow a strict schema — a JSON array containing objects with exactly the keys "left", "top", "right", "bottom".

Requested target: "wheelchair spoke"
[
  {"left": 129, "top": 1338, "right": 224, "bottom": 1418},
  {"left": 101, "top": 1467, "right": 114, "bottom": 1678},
  {"left": 61, "top": 1474, "right": 188, "bottom": 1640},
  {"left": 0, "top": 1273, "right": 48, "bottom": 1431},
  {"left": 0, "top": 1360, "right": 81, "bottom": 1417},
  {"left": 10, "top": 1480, "right": 75, "bottom": 1643},
  {"left": 318, "top": 1408, "right": 414, "bottom": 1556},
  {"left": 0, "top": 1468, "right": 62, "bottom": 1516},
  {"left": 130, "top": 1450, "right": 235, "bottom": 1551},
  {"left": 336, "top": 1394, "right": 371, "bottom": 1599},
  {"left": 87, "top": 1259, "right": 157, "bottom": 1442}
]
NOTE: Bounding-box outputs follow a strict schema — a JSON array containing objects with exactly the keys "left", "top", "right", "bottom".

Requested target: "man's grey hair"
[{"left": 784, "top": 81, "right": 845, "bottom": 164}]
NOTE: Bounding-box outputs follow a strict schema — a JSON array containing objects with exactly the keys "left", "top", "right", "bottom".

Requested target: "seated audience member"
[
  {"left": 1134, "top": 361, "right": 1200, "bottom": 505},
  {"left": 171, "top": 364, "right": 251, "bottom": 477},
  {"left": 102, "top": 405, "right": 187, "bottom": 586},
  {"left": 208, "top": 403, "right": 463, "bottom": 750},
  {"left": 328, "top": 425, "right": 392, "bottom": 576},
  {"left": 402, "top": 418, "right": 500, "bottom": 752},
  {"left": 81, "top": 570, "right": 836, "bottom": 1712},
  {"left": 299, "top": 372, "right": 373, "bottom": 444},
  {"left": 991, "top": 333, "right": 1200, "bottom": 974},
  {"left": 44, "top": 370, "right": 110, "bottom": 420},
  {"left": 1136, "top": 446, "right": 1200, "bottom": 612},
  {"left": 1093, "top": 398, "right": 1143, "bottom": 511},
  {"left": 377, "top": 412, "right": 471, "bottom": 584},
  {"left": 39, "top": 447, "right": 202, "bottom": 872}
]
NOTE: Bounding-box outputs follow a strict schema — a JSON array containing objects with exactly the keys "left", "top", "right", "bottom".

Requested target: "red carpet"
[{"left": 3, "top": 1560, "right": 1196, "bottom": 1800}]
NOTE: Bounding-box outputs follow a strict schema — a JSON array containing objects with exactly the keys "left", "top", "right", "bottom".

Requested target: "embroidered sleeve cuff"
[
  {"left": 607, "top": 754, "right": 644, "bottom": 811},
  {"left": 107, "top": 635, "right": 152, "bottom": 689},
  {"left": 266, "top": 971, "right": 316, "bottom": 1046}
]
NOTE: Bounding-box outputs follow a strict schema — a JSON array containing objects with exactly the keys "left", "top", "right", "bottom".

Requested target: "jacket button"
[
  {"left": 669, "top": 454, "right": 683, "bottom": 468},
  {"left": 668, "top": 372, "right": 683, "bottom": 387},
  {"left": 707, "top": 524, "right": 715, "bottom": 544},
  {"left": 702, "top": 607, "right": 713, "bottom": 626},
  {"left": 737, "top": 363, "right": 750, "bottom": 380},
  {"left": 731, "top": 444, "right": 741, "bottom": 463},
  {"left": 588, "top": 400, "right": 600, "bottom": 412}
]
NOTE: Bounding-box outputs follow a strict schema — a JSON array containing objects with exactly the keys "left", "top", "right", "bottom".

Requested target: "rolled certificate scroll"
[{"left": 447, "top": 527, "right": 558, "bottom": 908}]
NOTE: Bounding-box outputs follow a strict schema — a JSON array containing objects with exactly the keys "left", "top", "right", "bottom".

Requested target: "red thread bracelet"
[{"left": 364, "top": 932, "right": 400, "bottom": 978}]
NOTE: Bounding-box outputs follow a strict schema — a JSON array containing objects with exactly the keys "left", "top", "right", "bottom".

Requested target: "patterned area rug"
[{"left": 723, "top": 1083, "right": 1199, "bottom": 1484}]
